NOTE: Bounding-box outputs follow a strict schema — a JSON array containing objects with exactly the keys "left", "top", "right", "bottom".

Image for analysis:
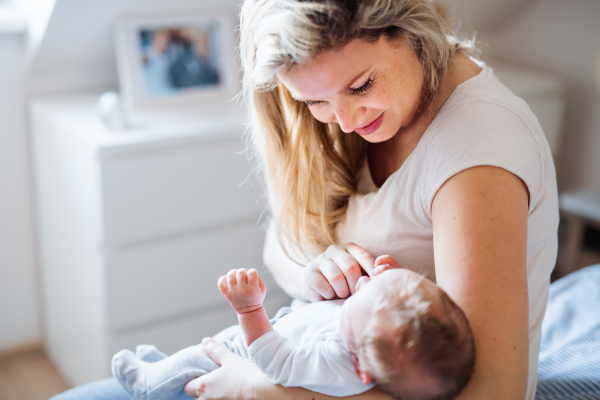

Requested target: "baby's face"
[{"left": 339, "top": 268, "right": 439, "bottom": 357}]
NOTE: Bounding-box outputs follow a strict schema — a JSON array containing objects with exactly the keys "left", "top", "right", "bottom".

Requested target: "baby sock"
[
  {"left": 112, "top": 343, "right": 213, "bottom": 400},
  {"left": 136, "top": 344, "right": 168, "bottom": 363}
]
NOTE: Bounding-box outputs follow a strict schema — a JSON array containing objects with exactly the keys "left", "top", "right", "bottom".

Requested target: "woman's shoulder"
[
  {"left": 435, "top": 62, "right": 547, "bottom": 142},
  {"left": 417, "top": 63, "right": 556, "bottom": 213}
]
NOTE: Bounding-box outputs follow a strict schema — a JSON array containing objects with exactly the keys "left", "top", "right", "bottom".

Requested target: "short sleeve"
[{"left": 421, "top": 100, "right": 546, "bottom": 218}]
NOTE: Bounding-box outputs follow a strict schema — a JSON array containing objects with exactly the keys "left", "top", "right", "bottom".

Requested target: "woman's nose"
[{"left": 334, "top": 100, "right": 363, "bottom": 133}]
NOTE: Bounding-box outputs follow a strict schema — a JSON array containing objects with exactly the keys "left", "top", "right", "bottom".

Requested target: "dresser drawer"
[
  {"left": 101, "top": 137, "right": 263, "bottom": 247},
  {"left": 109, "top": 288, "right": 291, "bottom": 360},
  {"left": 105, "top": 222, "right": 268, "bottom": 332}
]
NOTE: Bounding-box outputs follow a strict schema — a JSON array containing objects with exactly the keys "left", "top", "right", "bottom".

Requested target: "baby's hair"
[{"left": 356, "top": 274, "right": 475, "bottom": 400}]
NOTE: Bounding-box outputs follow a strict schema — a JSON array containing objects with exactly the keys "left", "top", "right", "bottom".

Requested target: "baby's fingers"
[
  {"left": 258, "top": 276, "right": 266, "bottom": 294},
  {"left": 374, "top": 255, "right": 402, "bottom": 275},
  {"left": 227, "top": 269, "right": 237, "bottom": 286},
  {"left": 247, "top": 269, "right": 258, "bottom": 286},
  {"left": 236, "top": 269, "right": 248, "bottom": 285},
  {"left": 218, "top": 276, "right": 228, "bottom": 294}
]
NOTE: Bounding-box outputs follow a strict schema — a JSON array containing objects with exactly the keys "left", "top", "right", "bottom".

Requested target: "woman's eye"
[
  {"left": 350, "top": 78, "right": 374, "bottom": 95},
  {"left": 303, "top": 77, "right": 373, "bottom": 107},
  {"left": 304, "top": 100, "right": 324, "bottom": 107}
]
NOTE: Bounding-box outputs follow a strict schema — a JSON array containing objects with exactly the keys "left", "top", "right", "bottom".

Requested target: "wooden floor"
[{"left": 0, "top": 347, "right": 70, "bottom": 400}]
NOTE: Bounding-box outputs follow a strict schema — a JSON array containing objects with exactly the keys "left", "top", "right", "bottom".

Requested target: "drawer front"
[
  {"left": 105, "top": 223, "right": 276, "bottom": 332},
  {"left": 101, "top": 137, "right": 263, "bottom": 247},
  {"left": 109, "top": 290, "right": 292, "bottom": 358}
]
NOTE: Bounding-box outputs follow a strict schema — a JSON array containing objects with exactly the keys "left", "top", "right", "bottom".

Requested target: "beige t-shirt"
[{"left": 336, "top": 64, "right": 559, "bottom": 399}]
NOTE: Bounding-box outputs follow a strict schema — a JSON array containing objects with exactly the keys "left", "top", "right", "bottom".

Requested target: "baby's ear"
[
  {"left": 359, "top": 370, "right": 373, "bottom": 384},
  {"left": 352, "top": 354, "right": 373, "bottom": 384}
]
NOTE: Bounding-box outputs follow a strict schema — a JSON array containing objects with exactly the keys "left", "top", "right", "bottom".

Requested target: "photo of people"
[{"left": 138, "top": 23, "right": 221, "bottom": 96}]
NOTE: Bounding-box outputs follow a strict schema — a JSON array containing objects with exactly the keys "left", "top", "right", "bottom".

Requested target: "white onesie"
[
  {"left": 249, "top": 299, "right": 373, "bottom": 396},
  {"left": 112, "top": 300, "right": 373, "bottom": 400}
]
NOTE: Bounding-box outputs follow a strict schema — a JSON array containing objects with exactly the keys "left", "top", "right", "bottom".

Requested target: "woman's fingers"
[
  {"left": 345, "top": 243, "right": 376, "bottom": 276},
  {"left": 319, "top": 261, "right": 351, "bottom": 299},
  {"left": 304, "top": 243, "right": 375, "bottom": 300},
  {"left": 185, "top": 341, "right": 261, "bottom": 399},
  {"left": 305, "top": 267, "right": 336, "bottom": 300},
  {"left": 331, "top": 252, "right": 363, "bottom": 295},
  {"left": 202, "top": 337, "right": 232, "bottom": 366}
]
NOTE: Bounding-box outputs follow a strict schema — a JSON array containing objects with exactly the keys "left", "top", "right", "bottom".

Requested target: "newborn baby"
[{"left": 112, "top": 265, "right": 475, "bottom": 400}]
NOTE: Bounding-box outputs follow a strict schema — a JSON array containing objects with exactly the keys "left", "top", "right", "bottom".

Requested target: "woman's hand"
[
  {"left": 184, "top": 337, "right": 260, "bottom": 400},
  {"left": 304, "top": 243, "right": 402, "bottom": 300}
]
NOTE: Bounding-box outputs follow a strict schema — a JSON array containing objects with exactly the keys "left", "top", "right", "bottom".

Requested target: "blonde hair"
[
  {"left": 356, "top": 274, "right": 475, "bottom": 400},
  {"left": 239, "top": 0, "right": 471, "bottom": 256}
]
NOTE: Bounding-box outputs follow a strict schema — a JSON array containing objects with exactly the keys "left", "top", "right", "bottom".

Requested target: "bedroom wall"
[
  {"left": 479, "top": 0, "right": 600, "bottom": 191},
  {"left": 0, "top": 31, "right": 41, "bottom": 350}
]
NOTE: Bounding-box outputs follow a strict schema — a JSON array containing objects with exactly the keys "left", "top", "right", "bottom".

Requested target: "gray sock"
[
  {"left": 112, "top": 344, "right": 220, "bottom": 400},
  {"left": 136, "top": 345, "right": 168, "bottom": 363}
]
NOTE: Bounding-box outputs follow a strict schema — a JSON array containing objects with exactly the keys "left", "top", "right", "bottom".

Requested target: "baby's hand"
[
  {"left": 218, "top": 268, "right": 267, "bottom": 315},
  {"left": 373, "top": 255, "right": 402, "bottom": 276}
]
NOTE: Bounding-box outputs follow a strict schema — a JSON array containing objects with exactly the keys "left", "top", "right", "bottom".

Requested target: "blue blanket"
[{"left": 535, "top": 264, "right": 600, "bottom": 400}]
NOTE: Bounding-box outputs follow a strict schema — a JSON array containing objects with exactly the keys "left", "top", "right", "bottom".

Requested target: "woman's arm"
[
  {"left": 432, "top": 166, "right": 530, "bottom": 400},
  {"left": 185, "top": 338, "right": 394, "bottom": 400}
]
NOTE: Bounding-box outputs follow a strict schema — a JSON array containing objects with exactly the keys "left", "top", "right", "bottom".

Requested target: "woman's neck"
[{"left": 367, "top": 53, "right": 483, "bottom": 187}]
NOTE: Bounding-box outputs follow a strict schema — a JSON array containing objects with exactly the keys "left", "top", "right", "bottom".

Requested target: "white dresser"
[{"left": 30, "top": 94, "right": 291, "bottom": 386}]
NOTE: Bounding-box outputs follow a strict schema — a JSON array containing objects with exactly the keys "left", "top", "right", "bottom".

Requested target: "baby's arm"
[
  {"left": 249, "top": 334, "right": 373, "bottom": 396},
  {"left": 218, "top": 268, "right": 272, "bottom": 346}
]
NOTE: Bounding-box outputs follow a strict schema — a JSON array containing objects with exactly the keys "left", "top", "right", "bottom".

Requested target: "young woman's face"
[{"left": 278, "top": 36, "right": 424, "bottom": 143}]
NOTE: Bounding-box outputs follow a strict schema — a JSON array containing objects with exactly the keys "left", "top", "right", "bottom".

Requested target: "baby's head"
[{"left": 339, "top": 269, "right": 475, "bottom": 400}]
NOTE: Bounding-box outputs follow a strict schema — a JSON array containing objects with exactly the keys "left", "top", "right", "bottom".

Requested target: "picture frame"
[{"left": 113, "top": 8, "right": 240, "bottom": 116}]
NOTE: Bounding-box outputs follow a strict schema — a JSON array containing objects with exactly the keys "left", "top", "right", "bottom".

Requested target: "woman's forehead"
[{"left": 278, "top": 38, "right": 379, "bottom": 101}]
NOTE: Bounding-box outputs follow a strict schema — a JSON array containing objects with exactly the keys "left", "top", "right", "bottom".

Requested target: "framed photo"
[{"left": 114, "top": 9, "right": 239, "bottom": 115}]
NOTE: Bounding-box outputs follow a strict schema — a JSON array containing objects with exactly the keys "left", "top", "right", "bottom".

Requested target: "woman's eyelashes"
[
  {"left": 304, "top": 77, "right": 375, "bottom": 107},
  {"left": 350, "top": 78, "right": 374, "bottom": 95},
  {"left": 304, "top": 100, "right": 323, "bottom": 107}
]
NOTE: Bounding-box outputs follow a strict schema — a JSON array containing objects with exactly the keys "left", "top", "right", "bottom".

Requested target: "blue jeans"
[{"left": 49, "top": 377, "right": 193, "bottom": 400}]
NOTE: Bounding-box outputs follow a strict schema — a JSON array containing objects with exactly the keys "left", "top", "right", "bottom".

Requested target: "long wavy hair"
[{"left": 238, "top": 0, "right": 470, "bottom": 258}]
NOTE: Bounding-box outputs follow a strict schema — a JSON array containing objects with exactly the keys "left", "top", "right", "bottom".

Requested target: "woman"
[
  {"left": 52, "top": 0, "right": 557, "bottom": 399},
  {"left": 184, "top": 0, "right": 557, "bottom": 399}
]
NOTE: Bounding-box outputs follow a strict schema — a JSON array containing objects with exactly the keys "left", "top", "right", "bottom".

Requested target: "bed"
[{"left": 535, "top": 263, "right": 600, "bottom": 400}]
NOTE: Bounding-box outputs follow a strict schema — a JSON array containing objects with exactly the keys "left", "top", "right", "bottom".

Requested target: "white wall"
[
  {"left": 478, "top": 0, "right": 600, "bottom": 191},
  {"left": 0, "top": 31, "right": 41, "bottom": 350}
]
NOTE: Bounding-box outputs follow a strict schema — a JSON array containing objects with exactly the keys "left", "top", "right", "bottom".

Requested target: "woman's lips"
[{"left": 355, "top": 112, "right": 384, "bottom": 136}]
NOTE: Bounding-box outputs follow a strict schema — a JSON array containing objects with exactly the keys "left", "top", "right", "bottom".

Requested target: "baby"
[{"left": 112, "top": 266, "right": 475, "bottom": 400}]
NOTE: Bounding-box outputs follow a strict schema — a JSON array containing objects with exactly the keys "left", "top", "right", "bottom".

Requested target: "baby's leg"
[{"left": 112, "top": 343, "right": 220, "bottom": 400}]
